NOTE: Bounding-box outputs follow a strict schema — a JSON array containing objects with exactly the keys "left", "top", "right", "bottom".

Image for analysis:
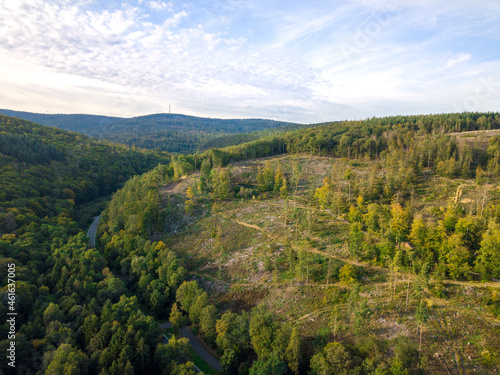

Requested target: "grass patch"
[{"left": 188, "top": 348, "right": 218, "bottom": 375}]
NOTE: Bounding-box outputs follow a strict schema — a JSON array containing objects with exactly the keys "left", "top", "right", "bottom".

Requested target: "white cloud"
[
  {"left": 445, "top": 54, "right": 471, "bottom": 69},
  {"left": 148, "top": 1, "right": 171, "bottom": 11},
  {"left": 0, "top": 0, "right": 499, "bottom": 122}
]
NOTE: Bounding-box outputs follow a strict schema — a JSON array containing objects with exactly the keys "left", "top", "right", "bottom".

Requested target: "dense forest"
[
  {"left": 0, "top": 115, "right": 183, "bottom": 374},
  {"left": 1, "top": 112, "right": 500, "bottom": 374},
  {"left": 196, "top": 112, "right": 500, "bottom": 162},
  {"left": 0, "top": 110, "right": 301, "bottom": 154},
  {"left": 0, "top": 109, "right": 123, "bottom": 133},
  {"left": 198, "top": 123, "right": 310, "bottom": 151},
  {"left": 0, "top": 115, "right": 172, "bottom": 222}
]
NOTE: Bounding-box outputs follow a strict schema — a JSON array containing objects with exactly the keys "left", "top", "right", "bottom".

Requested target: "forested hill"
[
  {"left": 196, "top": 112, "right": 500, "bottom": 164},
  {"left": 0, "top": 108, "right": 123, "bottom": 132},
  {"left": 197, "top": 122, "right": 310, "bottom": 151},
  {"left": 93, "top": 114, "right": 302, "bottom": 153},
  {"left": 0, "top": 115, "right": 175, "bottom": 374},
  {"left": 0, "top": 109, "right": 301, "bottom": 154},
  {"left": 0, "top": 114, "right": 171, "bottom": 229}
]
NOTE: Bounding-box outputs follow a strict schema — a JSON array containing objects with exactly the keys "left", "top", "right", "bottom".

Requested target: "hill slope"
[
  {"left": 0, "top": 114, "right": 171, "bottom": 229},
  {"left": 99, "top": 151, "right": 500, "bottom": 374},
  {"left": 97, "top": 112, "right": 500, "bottom": 374},
  {"left": 0, "top": 108, "right": 122, "bottom": 132}
]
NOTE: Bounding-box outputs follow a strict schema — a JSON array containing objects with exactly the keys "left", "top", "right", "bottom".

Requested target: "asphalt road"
[
  {"left": 86, "top": 215, "right": 100, "bottom": 247},
  {"left": 160, "top": 322, "right": 221, "bottom": 372},
  {"left": 180, "top": 326, "right": 222, "bottom": 372}
]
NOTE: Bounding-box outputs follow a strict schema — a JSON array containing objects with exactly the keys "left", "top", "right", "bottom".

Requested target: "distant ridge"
[
  {"left": 0, "top": 109, "right": 123, "bottom": 132},
  {"left": 0, "top": 108, "right": 302, "bottom": 153}
]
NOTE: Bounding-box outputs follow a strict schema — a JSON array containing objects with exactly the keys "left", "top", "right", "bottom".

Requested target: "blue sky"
[{"left": 0, "top": 0, "right": 499, "bottom": 123}]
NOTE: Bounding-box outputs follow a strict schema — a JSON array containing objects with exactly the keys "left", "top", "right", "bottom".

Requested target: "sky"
[{"left": 0, "top": 0, "right": 499, "bottom": 123}]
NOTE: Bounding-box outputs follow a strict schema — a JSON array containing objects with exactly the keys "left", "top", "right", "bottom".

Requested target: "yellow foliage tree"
[
  {"left": 339, "top": 264, "right": 356, "bottom": 285},
  {"left": 314, "top": 177, "right": 332, "bottom": 209}
]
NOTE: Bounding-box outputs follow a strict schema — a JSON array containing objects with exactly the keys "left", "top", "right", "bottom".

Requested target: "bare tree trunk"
[
  {"left": 405, "top": 272, "right": 411, "bottom": 310},
  {"left": 436, "top": 354, "right": 452, "bottom": 375},
  {"left": 419, "top": 325, "right": 422, "bottom": 353},
  {"left": 284, "top": 201, "right": 288, "bottom": 230},
  {"left": 480, "top": 187, "right": 488, "bottom": 218},
  {"left": 390, "top": 264, "right": 394, "bottom": 301},
  {"left": 327, "top": 257, "right": 331, "bottom": 285},
  {"left": 393, "top": 266, "right": 397, "bottom": 300}
]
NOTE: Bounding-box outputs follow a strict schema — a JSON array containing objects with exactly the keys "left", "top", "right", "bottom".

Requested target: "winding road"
[
  {"left": 160, "top": 322, "right": 221, "bottom": 372},
  {"left": 86, "top": 215, "right": 100, "bottom": 247}
]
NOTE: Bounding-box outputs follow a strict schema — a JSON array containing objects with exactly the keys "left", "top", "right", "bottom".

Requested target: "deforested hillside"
[{"left": 96, "top": 112, "right": 500, "bottom": 374}]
